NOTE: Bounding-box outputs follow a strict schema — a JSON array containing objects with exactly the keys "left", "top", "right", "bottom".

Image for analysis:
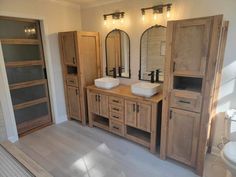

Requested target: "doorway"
[{"left": 0, "top": 16, "right": 52, "bottom": 136}]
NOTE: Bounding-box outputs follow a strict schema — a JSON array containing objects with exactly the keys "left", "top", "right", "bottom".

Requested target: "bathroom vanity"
[{"left": 87, "top": 85, "right": 162, "bottom": 153}]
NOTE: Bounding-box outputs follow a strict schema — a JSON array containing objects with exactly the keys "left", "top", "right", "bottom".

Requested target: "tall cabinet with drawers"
[
  {"left": 58, "top": 31, "right": 101, "bottom": 125},
  {"left": 160, "top": 15, "right": 228, "bottom": 176}
]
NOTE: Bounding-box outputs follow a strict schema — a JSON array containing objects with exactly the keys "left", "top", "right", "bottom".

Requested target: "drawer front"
[
  {"left": 66, "top": 77, "right": 78, "bottom": 87},
  {"left": 109, "top": 120, "right": 124, "bottom": 136},
  {"left": 109, "top": 96, "right": 124, "bottom": 107},
  {"left": 110, "top": 104, "right": 123, "bottom": 115},
  {"left": 170, "top": 91, "right": 202, "bottom": 113},
  {"left": 110, "top": 112, "right": 124, "bottom": 123}
]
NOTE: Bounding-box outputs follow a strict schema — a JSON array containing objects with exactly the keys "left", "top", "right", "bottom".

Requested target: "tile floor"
[{"left": 15, "top": 121, "right": 227, "bottom": 177}]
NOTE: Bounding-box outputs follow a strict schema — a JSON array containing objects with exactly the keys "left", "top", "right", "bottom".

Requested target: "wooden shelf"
[
  {"left": 1, "top": 39, "right": 40, "bottom": 45},
  {"left": 93, "top": 116, "right": 109, "bottom": 131},
  {"left": 5, "top": 60, "right": 43, "bottom": 67},
  {"left": 125, "top": 126, "right": 151, "bottom": 148},
  {"left": 173, "top": 72, "right": 204, "bottom": 79}
]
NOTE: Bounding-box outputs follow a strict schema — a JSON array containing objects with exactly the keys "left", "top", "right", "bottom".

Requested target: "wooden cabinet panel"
[
  {"left": 110, "top": 120, "right": 124, "bottom": 137},
  {"left": 172, "top": 19, "right": 211, "bottom": 77},
  {"left": 61, "top": 32, "right": 77, "bottom": 65},
  {"left": 99, "top": 94, "right": 109, "bottom": 118},
  {"left": 125, "top": 100, "right": 136, "bottom": 127},
  {"left": 167, "top": 108, "right": 200, "bottom": 167},
  {"left": 90, "top": 92, "right": 99, "bottom": 115},
  {"left": 137, "top": 103, "right": 152, "bottom": 132},
  {"left": 67, "top": 86, "right": 81, "bottom": 120}
]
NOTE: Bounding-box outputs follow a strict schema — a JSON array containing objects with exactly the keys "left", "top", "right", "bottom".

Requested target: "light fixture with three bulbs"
[{"left": 103, "top": 11, "right": 125, "bottom": 26}]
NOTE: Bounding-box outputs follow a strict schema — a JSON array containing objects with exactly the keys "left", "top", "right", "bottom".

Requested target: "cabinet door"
[
  {"left": 90, "top": 92, "right": 100, "bottom": 115},
  {"left": 137, "top": 103, "right": 152, "bottom": 132},
  {"left": 67, "top": 86, "right": 81, "bottom": 120},
  {"left": 61, "top": 32, "right": 77, "bottom": 65},
  {"left": 125, "top": 100, "right": 136, "bottom": 127},
  {"left": 171, "top": 18, "right": 211, "bottom": 77},
  {"left": 167, "top": 108, "right": 200, "bottom": 167},
  {"left": 99, "top": 94, "right": 109, "bottom": 118}
]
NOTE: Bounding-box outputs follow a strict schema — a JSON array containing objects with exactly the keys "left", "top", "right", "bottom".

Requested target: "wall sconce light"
[
  {"left": 141, "top": 3, "right": 172, "bottom": 22},
  {"left": 103, "top": 11, "right": 125, "bottom": 26}
]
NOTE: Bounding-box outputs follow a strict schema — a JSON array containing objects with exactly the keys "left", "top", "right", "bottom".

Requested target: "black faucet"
[
  {"left": 148, "top": 71, "right": 155, "bottom": 83},
  {"left": 156, "top": 69, "right": 160, "bottom": 82},
  {"left": 118, "top": 66, "right": 122, "bottom": 77},
  {"left": 110, "top": 68, "right": 117, "bottom": 78}
]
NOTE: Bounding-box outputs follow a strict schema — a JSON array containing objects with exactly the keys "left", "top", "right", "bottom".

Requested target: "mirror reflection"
[
  {"left": 105, "top": 29, "right": 130, "bottom": 78},
  {"left": 139, "top": 25, "right": 166, "bottom": 83}
]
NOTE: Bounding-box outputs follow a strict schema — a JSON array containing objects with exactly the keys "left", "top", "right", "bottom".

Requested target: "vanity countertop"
[{"left": 87, "top": 84, "right": 163, "bottom": 103}]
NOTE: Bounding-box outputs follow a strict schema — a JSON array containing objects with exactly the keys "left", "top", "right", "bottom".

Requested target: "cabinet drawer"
[
  {"left": 170, "top": 90, "right": 202, "bottom": 113},
  {"left": 110, "top": 112, "right": 124, "bottom": 122},
  {"left": 109, "top": 105, "right": 123, "bottom": 114},
  {"left": 109, "top": 96, "right": 124, "bottom": 106},
  {"left": 66, "top": 77, "right": 78, "bottom": 87},
  {"left": 109, "top": 120, "right": 124, "bottom": 136}
]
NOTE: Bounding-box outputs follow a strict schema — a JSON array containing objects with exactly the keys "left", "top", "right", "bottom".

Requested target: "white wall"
[
  {"left": 0, "top": 102, "right": 6, "bottom": 141},
  {"left": 0, "top": 0, "right": 82, "bottom": 141},
  {"left": 81, "top": 0, "right": 236, "bottom": 154}
]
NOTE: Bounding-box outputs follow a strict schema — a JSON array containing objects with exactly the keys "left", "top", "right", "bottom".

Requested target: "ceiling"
[{"left": 54, "top": 0, "right": 125, "bottom": 8}]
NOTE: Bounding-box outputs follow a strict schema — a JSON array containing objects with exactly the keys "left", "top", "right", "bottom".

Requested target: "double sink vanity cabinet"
[{"left": 87, "top": 85, "right": 162, "bottom": 153}]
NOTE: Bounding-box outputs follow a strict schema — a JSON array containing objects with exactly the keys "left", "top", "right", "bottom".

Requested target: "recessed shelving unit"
[{"left": 173, "top": 76, "right": 203, "bottom": 93}]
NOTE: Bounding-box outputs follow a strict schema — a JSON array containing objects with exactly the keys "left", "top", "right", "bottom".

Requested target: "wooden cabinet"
[
  {"left": 167, "top": 108, "right": 200, "bottom": 167},
  {"left": 125, "top": 101, "right": 152, "bottom": 133},
  {"left": 87, "top": 85, "right": 162, "bottom": 153},
  {"left": 67, "top": 86, "right": 81, "bottom": 120},
  {"left": 59, "top": 31, "right": 101, "bottom": 125},
  {"left": 161, "top": 15, "right": 228, "bottom": 176},
  {"left": 60, "top": 32, "right": 77, "bottom": 66},
  {"left": 137, "top": 103, "right": 152, "bottom": 132},
  {"left": 89, "top": 92, "right": 109, "bottom": 118},
  {"left": 171, "top": 19, "right": 211, "bottom": 77},
  {"left": 125, "top": 100, "right": 136, "bottom": 127}
]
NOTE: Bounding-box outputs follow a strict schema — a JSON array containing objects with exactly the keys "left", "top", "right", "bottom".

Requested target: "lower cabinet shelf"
[
  {"left": 93, "top": 116, "right": 109, "bottom": 131},
  {"left": 125, "top": 126, "right": 151, "bottom": 148}
]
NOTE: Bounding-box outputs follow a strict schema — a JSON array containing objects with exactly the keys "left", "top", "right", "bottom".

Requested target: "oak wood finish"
[
  {"left": 67, "top": 86, "right": 81, "bottom": 121},
  {"left": 160, "top": 15, "right": 228, "bottom": 176},
  {"left": 87, "top": 85, "right": 162, "bottom": 152},
  {"left": 58, "top": 31, "right": 101, "bottom": 125},
  {"left": 1, "top": 141, "right": 53, "bottom": 177}
]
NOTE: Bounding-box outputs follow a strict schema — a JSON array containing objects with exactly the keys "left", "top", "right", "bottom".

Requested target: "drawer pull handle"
[
  {"left": 179, "top": 100, "right": 191, "bottom": 104},
  {"left": 112, "top": 100, "right": 119, "bottom": 103},
  {"left": 113, "top": 126, "right": 119, "bottom": 130},
  {"left": 170, "top": 110, "right": 173, "bottom": 120},
  {"left": 112, "top": 116, "right": 119, "bottom": 119},
  {"left": 136, "top": 105, "right": 140, "bottom": 113},
  {"left": 133, "top": 104, "right": 136, "bottom": 112},
  {"left": 113, "top": 108, "right": 119, "bottom": 111}
]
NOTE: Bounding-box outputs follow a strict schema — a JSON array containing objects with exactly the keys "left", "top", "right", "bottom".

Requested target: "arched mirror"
[
  {"left": 139, "top": 25, "right": 166, "bottom": 83},
  {"left": 105, "top": 29, "right": 130, "bottom": 78}
]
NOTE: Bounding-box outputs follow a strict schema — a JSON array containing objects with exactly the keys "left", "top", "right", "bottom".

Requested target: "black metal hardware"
[
  {"left": 98, "top": 95, "right": 101, "bottom": 102},
  {"left": 95, "top": 94, "right": 98, "bottom": 102},
  {"left": 137, "top": 105, "right": 140, "bottom": 113},
  {"left": 118, "top": 66, "right": 123, "bottom": 77},
  {"left": 43, "top": 68, "right": 47, "bottom": 79},
  {"left": 112, "top": 100, "right": 119, "bottom": 103},
  {"left": 173, "top": 62, "right": 176, "bottom": 72},
  {"left": 178, "top": 100, "right": 191, "bottom": 104},
  {"left": 170, "top": 110, "right": 173, "bottom": 119},
  {"left": 109, "top": 67, "right": 117, "bottom": 78},
  {"left": 113, "top": 108, "right": 120, "bottom": 111},
  {"left": 133, "top": 104, "right": 136, "bottom": 112},
  {"left": 113, "top": 126, "right": 119, "bottom": 130},
  {"left": 72, "top": 57, "right": 76, "bottom": 64},
  {"left": 148, "top": 71, "right": 155, "bottom": 83},
  {"left": 156, "top": 69, "right": 160, "bottom": 82},
  {"left": 113, "top": 115, "right": 119, "bottom": 119}
]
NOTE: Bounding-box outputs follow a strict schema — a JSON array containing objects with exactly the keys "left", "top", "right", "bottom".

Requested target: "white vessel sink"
[
  {"left": 131, "top": 82, "right": 161, "bottom": 97},
  {"left": 95, "top": 77, "right": 119, "bottom": 89}
]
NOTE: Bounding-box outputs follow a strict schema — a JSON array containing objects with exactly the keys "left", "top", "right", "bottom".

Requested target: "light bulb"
[
  {"left": 112, "top": 19, "right": 116, "bottom": 25},
  {"left": 104, "top": 20, "right": 107, "bottom": 25},
  {"left": 121, "top": 18, "right": 124, "bottom": 24},
  {"left": 142, "top": 14, "right": 145, "bottom": 21},
  {"left": 154, "top": 13, "right": 157, "bottom": 20},
  {"left": 167, "top": 11, "right": 171, "bottom": 18}
]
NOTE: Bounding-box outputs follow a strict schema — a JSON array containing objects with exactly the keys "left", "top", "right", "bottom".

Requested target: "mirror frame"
[
  {"left": 105, "top": 28, "right": 131, "bottom": 78},
  {"left": 139, "top": 25, "right": 166, "bottom": 83}
]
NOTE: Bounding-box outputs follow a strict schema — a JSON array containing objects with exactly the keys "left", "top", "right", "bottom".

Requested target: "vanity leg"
[{"left": 150, "top": 103, "right": 157, "bottom": 153}]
